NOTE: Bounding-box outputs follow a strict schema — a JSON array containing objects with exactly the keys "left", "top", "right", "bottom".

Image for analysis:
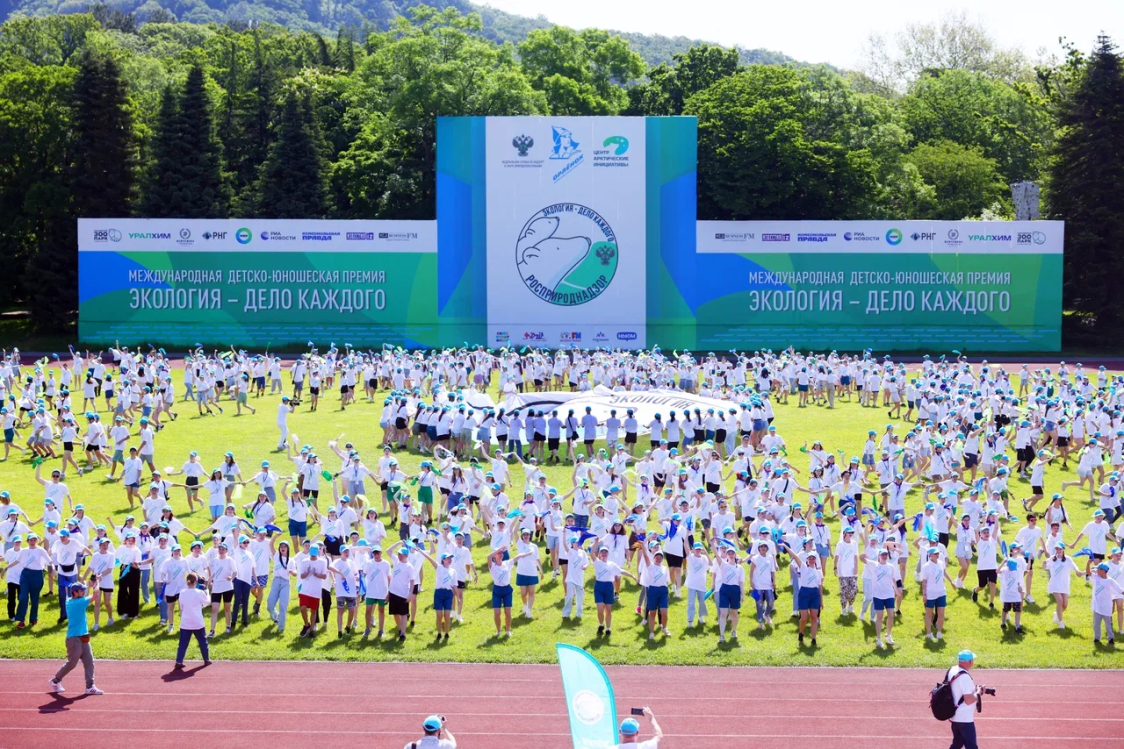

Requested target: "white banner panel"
[
  {"left": 696, "top": 220, "right": 1064, "bottom": 255},
  {"left": 485, "top": 117, "right": 647, "bottom": 349},
  {"left": 476, "top": 386, "right": 737, "bottom": 437},
  {"left": 78, "top": 219, "right": 437, "bottom": 253}
]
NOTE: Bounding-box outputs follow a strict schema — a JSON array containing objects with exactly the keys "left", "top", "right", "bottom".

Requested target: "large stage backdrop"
[{"left": 78, "top": 116, "right": 1064, "bottom": 351}]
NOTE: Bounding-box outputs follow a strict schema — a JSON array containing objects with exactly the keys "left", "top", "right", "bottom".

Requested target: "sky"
[{"left": 478, "top": 0, "right": 1121, "bottom": 69}]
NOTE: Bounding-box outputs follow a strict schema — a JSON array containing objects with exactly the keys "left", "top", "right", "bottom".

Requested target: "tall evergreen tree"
[
  {"left": 218, "top": 40, "right": 240, "bottom": 168},
  {"left": 176, "top": 64, "right": 230, "bottom": 216},
  {"left": 334, "top": 28, "right": 355, "bottom": 72},
  {"left": 138, "top": 65, "right": 230, "bottom": 217},
  {"left": 70, "top": 53, "right": 136, "bottom": 217},
  {"left": 231, "top": 32, "right": 275, "bottom": 212},
  {"left": 137, "top": 86, "right": 180, "bottom": 217},
  {"left": 30, "top": 52, "right": 136, "bottom": 331},
  {"left": 1047, "top": 35, "right": 1124, "bottom": 334},
  {"left": 257, "top": 93, "right": 329, "bottom": 218}
]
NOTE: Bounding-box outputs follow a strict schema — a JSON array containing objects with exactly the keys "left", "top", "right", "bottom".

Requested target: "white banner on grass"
[{"left": 477, "top": 386, "right": 740, "bottom": 437}]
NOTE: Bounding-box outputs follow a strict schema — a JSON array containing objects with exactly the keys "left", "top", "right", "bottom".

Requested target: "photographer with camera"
[
  {"left": 943, "top": 649, "right": 988, "bottom": 749},
  {"left": 617, "top": 707, "right": 663, "bottom": 748},
  {"left": 404, "top": 714, "right": 456, "bottom": 749}
]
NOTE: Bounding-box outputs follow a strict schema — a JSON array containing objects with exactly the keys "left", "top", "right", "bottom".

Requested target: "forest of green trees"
[{"left": 0, "top": 7, "right": 1121, "bottom": 341}]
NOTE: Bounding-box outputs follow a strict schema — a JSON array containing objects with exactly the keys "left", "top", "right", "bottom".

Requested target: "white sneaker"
[
  {"left": 106, "top": 618, "right": 115, "bottom": 626},
  {"left": 875, "top": 638, "right": 884, "bottom": 649},
  {"left": 648, "top": 632, "right": 655, "bottom": 641},
  {"left": 936, "top": 631, "right": 943, "bottom": 640},
  {"left": 885, "top": 634, "right": 896, "bottom": 646},
  {"left": 662, "top": 627, "right": 671, "bottom": 636},
  {"left": 1025, "top": 595, "right": 1035, "bottom": 604},
  {"left": 49, "top": 680, "right": 65, "bottom": 694},
  {"left": 166, "top": 625, "right": 174, "bottom": 635},
  {"left": 1058, "top": 621, "right": 1066, "bottom": 630},
  {"left": 85, "top": 686, "right": 104, "bottom": 695}
]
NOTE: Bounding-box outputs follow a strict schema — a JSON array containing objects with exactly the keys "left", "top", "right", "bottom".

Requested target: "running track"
[{"left": 0, "top": 661, "right": 1120, "bottom": 748}]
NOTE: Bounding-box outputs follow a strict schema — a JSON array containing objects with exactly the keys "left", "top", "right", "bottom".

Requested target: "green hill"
[{"left": 0, "top": 0, "right": 799, "bottom": 68}]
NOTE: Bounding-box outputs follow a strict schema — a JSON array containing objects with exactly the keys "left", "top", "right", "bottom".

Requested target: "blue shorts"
[
  {"left": 718, "top": 585, "right": 742, "bottom": 610},
  {"left": 862, "top": 454, "right": 875, "bottom": 466},
  {"left": 797, "top": 385, "right": 808, "bottom": 393},
  {"left": 209, "top": 505, "right": 223, "bottom": 520},
  {"left": 434, "top": 588, "right": 454, "bottom": 611},
  {"left": 841, "top": 376, "right": 851, "bottom": 386},
  {"left": 925, "top": 595, "right": 947, "bottom": 609},
  {"left": 797, "top": 587, "right": 821, "bottom": 611},
  {"left": 814, "top": 543, "right": 830, "bottom": 558},
  {"left": 288, "top": 520, "right": 308, "bottom": 537},
  {"left": 546, "top": 535, "right": 560, "bottom": 550},
  {"left": 873, "top": 597, "right": 895, "bottom": 612},
  {"left": 491, "top": 584, "right": 513, "bottom": 609},
  {"left": 254, "top": 575, "right": 268, "bottom": 588},
  {"left": 594, "top": 580, "right": 615, "bottom": 605},
  {"left": 573, "top": 515, "right": 589, "bottom": 530},
  {"left": 515, "top": 574, "right": 539, "bottom": 587},
  {"left": 646, "top": 585, "right": 669, "bottom": 611},
  {"left": 752, "top": 419, "right": 768, "bottom": 431}
]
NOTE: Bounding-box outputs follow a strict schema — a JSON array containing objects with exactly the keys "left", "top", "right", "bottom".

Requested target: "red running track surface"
[{"left": 0, "top": 660, "right": 1121, "bottom": 749}]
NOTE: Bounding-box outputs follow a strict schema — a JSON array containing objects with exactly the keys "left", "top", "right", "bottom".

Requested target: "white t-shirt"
[
  {"left": 749, "top": 554, "right": 777, "bottom": 590},
  {"left": 364, "top": 559, "right": 391, "bottom": 599},
  {"left": 947, "top": 666, "right": 975, "bottom": 723},
  {"left": 834, "top": 540, "right": 858, "bottom": 577},
  {"left": 613, "top": 740, "right": 660, "bottom": 749},
  {"left": 684, "top": 553, "right": 710, "bottom": 591},
  {"left": 179, "top": 587, "right": 210, "bottom": 630},
  {"left": 402, "top": 737, "right": 456, "bottom": 749},
  {"left": 920, "top": 560, "right": 947, "bottom": 600}
]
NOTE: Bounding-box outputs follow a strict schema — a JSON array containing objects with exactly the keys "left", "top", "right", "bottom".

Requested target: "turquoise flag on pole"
[{"left": 556, "top": 643, "right": 618, "bottom": 749}]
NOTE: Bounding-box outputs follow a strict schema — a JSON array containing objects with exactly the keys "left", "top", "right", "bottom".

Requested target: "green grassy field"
[{"left": 3, "top": 372, "right": 1121, "bottom": 668}]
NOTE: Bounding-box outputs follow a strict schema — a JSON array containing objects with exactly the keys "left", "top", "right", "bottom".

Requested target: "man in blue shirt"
[{"left": 48, "top": 582, "right": 103, "bottom": 695}]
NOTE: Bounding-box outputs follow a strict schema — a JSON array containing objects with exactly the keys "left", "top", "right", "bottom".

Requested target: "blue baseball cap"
[
  {"left": 620, "top": 718, "right": 641, "bottom": 736},
  {"left": 958, "top": 649, "right": 975, "bottom": 662},
  {"left": 423, "top": 715, "right": 442, "bottom": 731}
]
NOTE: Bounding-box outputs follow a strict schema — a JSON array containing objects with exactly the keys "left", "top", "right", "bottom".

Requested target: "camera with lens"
[{"left": 976, "top": 685, "right": 996, "bottom": 713}]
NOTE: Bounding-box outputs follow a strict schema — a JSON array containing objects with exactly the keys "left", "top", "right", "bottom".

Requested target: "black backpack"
[{"left": 930, "top": 668, "right": 967, "bottom": 721}]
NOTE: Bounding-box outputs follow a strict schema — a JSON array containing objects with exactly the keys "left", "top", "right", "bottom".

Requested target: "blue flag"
[{"left": 557, "top": 644, "right": 618, "bottom": 749}]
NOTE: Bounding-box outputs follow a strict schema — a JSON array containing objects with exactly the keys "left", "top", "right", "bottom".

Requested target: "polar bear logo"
[{"left": 516, "top": 216, "right": 592, "bottom": 291}]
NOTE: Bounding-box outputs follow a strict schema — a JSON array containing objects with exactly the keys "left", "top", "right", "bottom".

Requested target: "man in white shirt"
[
  {"left": 173, "top": 573, "right": 212, "bottom": 669},
  {"left": 615, "top": 707, "right": 663, "bottom": 748},
  {"left": 276, "top": 397, "right": 294, "bottom": 450},
  {"left": 946, "top": 650, "right": 979, "bottom": 749},
  {"left": 403, "top": 714, "right": 456, "bottom": 749}
]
